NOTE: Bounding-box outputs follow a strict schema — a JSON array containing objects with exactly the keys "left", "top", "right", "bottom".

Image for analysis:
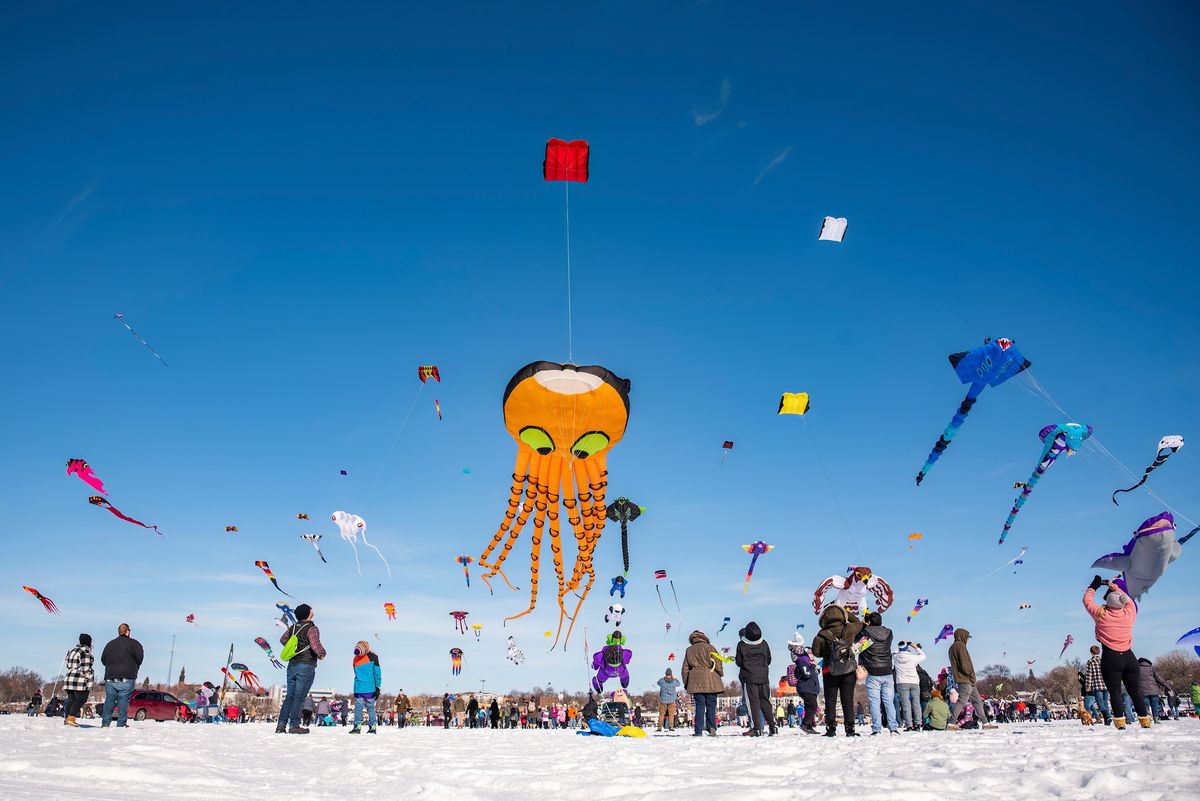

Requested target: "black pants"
[
  {"left": 64, "top": 690, "right": 88, "bottom": 719},
  {"left": 824, "top": 672, "right": 857, "bottom": 732},
  {"left": 745, "top": 683, "right": 773, "bottom": 733},
  {"left": 800, "top": 692, "right": 818, "bottom": 729},
  {"left": 1101, "top": 645, "right": 1148, "bottom": 718}
]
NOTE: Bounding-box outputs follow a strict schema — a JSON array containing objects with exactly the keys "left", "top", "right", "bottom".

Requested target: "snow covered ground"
[{"left": 1, "top": 716, "right": 1197, "bottom": 801}]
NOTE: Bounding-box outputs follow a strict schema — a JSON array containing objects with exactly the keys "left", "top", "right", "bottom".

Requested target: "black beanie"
[
  {"left": 866, "top": 612, "right": 882, "bottom": 626},
  {"left": 79, "top": 633, "right": 92, "bottom": 647},
  {"left": 294, "top": 604, "right": 312, "bottom": 621}
]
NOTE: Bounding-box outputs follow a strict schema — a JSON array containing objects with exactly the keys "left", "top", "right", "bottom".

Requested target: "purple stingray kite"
[
  {"left": 741, "top": 540, "right": 774, "bottom": 593},
  {"left": 934, "top": 624, "right": 955, "bottom": 644}
]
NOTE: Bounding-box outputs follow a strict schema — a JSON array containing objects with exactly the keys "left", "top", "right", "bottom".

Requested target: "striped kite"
[
  {"left": 1000, "top": 423, "right": 1092, "bottom": 544},
  {"left": 1112, "top": 435, "right": 1183, "bottom": 505}
]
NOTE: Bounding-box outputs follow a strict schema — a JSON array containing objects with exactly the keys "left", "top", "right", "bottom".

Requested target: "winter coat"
[
  {"left": 894, "top": 645, "right": 926, "bottom": 685},
  {"left": 858, "top": 625, "right": 894, "bottom": 676},
  {"left": 948, "top": 629, "right": 977, "bottom": 685},
  {"left": 63, "top": 645, "right": 94, "bottom": 693},
  {"left": 917, "top": 665, "right": 933, "bottom": 704},
  {"left": 794, "top": 654, "right": 820, "bottom": 695},
  {"left": 441, "top": 696, "right": 451, "bottom": 714},
  {"left": 280, "top": 621, "right": 322, "bottom": 666},
  {"left": 656, "top": 677, "right": 682, "bottom": 703},
  {"left": 1137, "top": 659, "right": 1170, "bottom": 696},
  {"left": 394, "top": 693, "right": 411, "bottom": 712},
  {"left": 1191, "top": 684, "right": 1200, "bottom": 707},
  {"left": 923, "top": 696, "right": 950, "bottom": 730},
  {"left": 1083, "top": 588, "right": 1136, "bottom": 651},
  {"left": 100, "top": 634, "right": 144, "bottom": 681},
  {"left": 467, "top": 698, "right": 479, "bottom": 715},
  {"left": 810, "top": 605, "right": 865, "bottom": 662},
  {"left": 681, "top": 631, "right": 725, "bottom": 694},
  {"left": 583, "top": 696, "right": 599, "bottom": 720},
  {"left": 352, "top": 650, "right": 381, "bottom": 696},
  {"left": 735, "top": 622, "right": 771, "bottom": 685}
]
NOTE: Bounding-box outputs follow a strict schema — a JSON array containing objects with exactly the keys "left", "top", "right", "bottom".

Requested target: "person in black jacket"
[
  {"left": 582, "top": 692, "right": 599, "bottom": 722},
  {"left": 859, "top": 612, "right": 899, "bottom": 735},
  {"left": 811, "top": 604, "right": 865, "bottom": 737},
  {"left": 735, "top": 621, "right": 775, "bottom": 736},
  {"left": 99, "top": 623, "right": 144, "bottom": 728},
  {"left": 441, "top": 693, "right": 452, "bottom": 729}
]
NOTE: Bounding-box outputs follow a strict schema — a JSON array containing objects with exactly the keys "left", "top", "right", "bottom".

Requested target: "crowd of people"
[{"left": 30, "top": 580, "right": 1199, "bottom": 736}]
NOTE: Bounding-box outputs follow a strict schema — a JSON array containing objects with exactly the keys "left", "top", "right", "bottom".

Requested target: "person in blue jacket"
[{"left": 350, "top": 639, "right": 382, "bottom": 734}]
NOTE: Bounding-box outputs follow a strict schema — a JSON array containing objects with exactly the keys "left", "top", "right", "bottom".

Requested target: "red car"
[{"left": 99, "top": 690, "right": 185, "bottom": 722}]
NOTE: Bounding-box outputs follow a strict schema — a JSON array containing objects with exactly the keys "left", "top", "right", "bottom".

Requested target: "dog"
[{"left": 1077, "top": 699, "right": 1095, "bottom": 726}]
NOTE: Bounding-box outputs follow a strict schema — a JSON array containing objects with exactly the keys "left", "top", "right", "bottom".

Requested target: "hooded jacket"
[
  {"left": 352, "top": 648, "right": 381, "bottom": 696},
  {"left": 681, "top": 630, "right": 725, "bottom": 694},
  {"left": 1138, "top": 658, "right": 1170, "bottom": 696},
  {"left": 810, "top": 606, "right": 865, "bottom": 662},
  {"left": 735, "top": 622, "right": 771, "bottom": 685},
  {"left": 787, "top": 641, "right": 821, "bottom": 695},
  {"left": 1083, "top": 588, "right": 1136, "bottom": 651},
  {"left": 858, "top": 624, "right": 894, "bottom": 676},
  {"left": 948, "top": 629, "right": 976, "bottom": 684},
  {"left": 894, "top": 644, "right": 926, "bottom": 685}
]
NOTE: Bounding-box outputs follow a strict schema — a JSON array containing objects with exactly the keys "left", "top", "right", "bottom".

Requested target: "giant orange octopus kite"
[{"left": 479, "top": 361, "right": 630, "bottom": 649}]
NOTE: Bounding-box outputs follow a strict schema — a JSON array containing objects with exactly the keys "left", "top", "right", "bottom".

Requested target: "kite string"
[
  {"left": 360, "top": 383, "right": 425, "bottom": 514},
  {"left": 564, "top": 180, "right": 574, "bottom": 363},
  {"left": 802, "top": 418, "right": 863, "bottom": 562}
]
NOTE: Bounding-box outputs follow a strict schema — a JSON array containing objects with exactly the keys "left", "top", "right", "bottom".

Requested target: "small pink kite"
[{"left": 66, "top": 459, "right": 106, "bottom": 494}]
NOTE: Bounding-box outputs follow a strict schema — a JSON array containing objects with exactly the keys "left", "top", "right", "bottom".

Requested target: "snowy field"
[{"left": 1, "top": 716, "right": 1197, "bottom": 801}]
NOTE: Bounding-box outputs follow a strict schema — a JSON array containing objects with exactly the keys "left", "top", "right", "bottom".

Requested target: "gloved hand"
[
  {"left": 1089, "top": 575, "right": 1105, "bottom": 591},
  {"left": 373, "top": 689, "right": 380, "bottom": 700}
]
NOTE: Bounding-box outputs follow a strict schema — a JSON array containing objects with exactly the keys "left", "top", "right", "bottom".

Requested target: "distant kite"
[
  {"left": 455, "top": 555, "right": 475, "bottom": 589},
  {"left": 255, "top": 561, "right": 294, "bottom": 598},
  {"left": 667, "top": 652, "right": 676, "bottom": 662},
  {"left": 974, "top": 546, "right": 1029, "bottom": 583},
  {"left": 301, "top": 534, "right": 326, "bottom": 563},
  {"left": 186, "top": 613, "right": 198, "bottom": 626},
  {"left": 1018, "top": 602, "right": 1031, "bottom": 610},
  {"left": 332, "top": 511, "right": 391, "bottom": 577},
  {"left": 907, "top": 532, "right": 923, "bottom": 550},
  {"left": 296, "top": 513, "right": 309, "bottom": 520},
  {"left": 1000, "top": 423, "right": 1093, "bottom": 544},
  {"left": 417, "top": 365, "right": 441, "bottom": 383},
  {"left": 916, "top": 338, "right": 1031, "bottom": 485},
  {"left": 340, "top": 469, "right": 348, "bottom": 476},
  {"left": 22, "top": 586, "right": 59, "bottom": 614},
  {"left": 717, "top": 616, "right": 731, "bottom": 634},
  {"left": 1112, "top": 435, "right": 1184, "bottom": 505},
  {"left": 934, "top": 624, "right": 955, "bottom": 644},
  {"left": 653, "top": 569, "right": 681, "bottom": 623},
  {"left": 778, "top": 392, "right": 810, "bottom": 416},
  {"left": 65, "top": 459, "right": 106, "bottom": 495},
  {"left": 721, "top": 441, "right": 734, "bottom": 465},
  {"left": 1059, "top": 634, "right": 1074, "bottom": 659},
  {"left": 113, "top": 313, "right": 167, "bottom": 366},
  {"left": 255, "top": 637, "right": 284, "bottom": 669},
  {"left": 450, "top": 610, "right": 469, "bottom": 634},
  {"left": 606, "top": 604, "right": 625, "bottom": 625},
  {"left": 818, "top": 216, "right": 847, "bottom": 242},
  {"left": 606, "top": 498, "right": 643, "bottom": 576},
  {"left": 506, "top": 636, "right": 525, "bottom": 665},
  {"left": 907, "top": 598, "right": 929, "bottom": 623},
  {"left": 435, "top": 400, "right": 443, "bottom": 420},
  {"left": 543, "top": 139, "right": 590, "bottom": 182},
  {"left": 450, "top": 648, "right": 463, "bottom": 676},
  {"left": 471, "top": 623, "right": 483, "bottom": 641},
  {"left": 89, "top": 496, "right": 160, "bottom": 535},
  {"left": 741, "top": 541, "right": 774, "bottom": 592},
  {"left": 384, "top": 602, "right": 396, "bottom": 621},
  {"left": 225, "top": 526, "right": 238, "bottom": 533},
  {"left": 610, "top": 576, "right": 628, "bottom": 598}
]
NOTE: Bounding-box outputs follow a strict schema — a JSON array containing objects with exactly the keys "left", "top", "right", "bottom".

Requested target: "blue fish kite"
[
  {"left": 717, "top": 616, "right": 731, "bottom": 634},
  {"left": 1092, "top": 511, "right": 1181, "bottom": 602},
  {"left": 1000, "top": 423, "right": 1092, "bottom": 544},
  {"left": 916, "top": 338, "right": 1031, "bottom": 485}
]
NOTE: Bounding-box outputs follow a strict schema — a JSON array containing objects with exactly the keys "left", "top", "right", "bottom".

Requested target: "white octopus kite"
[
  {"left": 506, "top": 636, "right": 525, "bottom": 665},
  {"left": 605, "top": 603, "right": 625, "bottom": 626},
  {"left": 331, "top": 511, "right": 391, "bottom": 577},
  {"left": 812, "top": 565, "right": 894, "bottom": 616}
]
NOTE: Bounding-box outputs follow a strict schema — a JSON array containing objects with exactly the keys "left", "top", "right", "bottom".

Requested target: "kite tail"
[
  {"left": 42, "top": 597, "right": 61, "bottom": 615},
  {"left": 1179, "top": 525, "right": 1199, "bottom": 546},
  {"left": 271, "top": 579, "right": 295, "bottom": 599},
  {"left": 1111, "top": 462, "right": 1160, "bottom": 505},
  {"left": 743, "top": 553, "right": 759, "bottom": 593},
  {"left": 999, "top": 452, "right": 1060, "bottom": 544},
  {"left": 361, "top": 537, "right": 392, "bottom": 578},
  {"left": 620, "top": 520, "right": 630, "bottom": 576},
  {"left": 317, "top": 549, "right": 327, "bottom": 564},
  {"left": 916, "top": 385, "right": 982, "bottom": 485},
  {"left": 463, "top": 566, "right": 471, "bottom": 588},
  {"left": 670, "top": 580, "right": 681, "bottom": 618},
  {"left": 656, "top": 583, "right": 669, "bottom": 619}
]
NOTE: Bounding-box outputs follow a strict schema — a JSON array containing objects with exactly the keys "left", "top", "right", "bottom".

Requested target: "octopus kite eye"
[
  {"left": 570, "top": 431, "right": 609, "bottom": 459},
  {"left": 519, "top": 426, "right": 556, "bottom": 455}
]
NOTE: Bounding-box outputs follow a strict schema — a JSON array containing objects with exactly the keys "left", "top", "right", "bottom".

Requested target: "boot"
[
  {"left": 65, "top": 716, "right": 79, "bottom": 727},
  {"left": 367, "top": 726, "right": 377, "bottom": 734},
  {"left": 823, "top": 728, "right": 837, "bottom": 737},
  {"left": 1138, "top": 715, "right": 1153, "bottom": 729},
  {"left": 349, "top": 725, "right": 361, "bottom": 734},
  {"left": 1113, "top": 717, "right": 1126, "bottom": 730}
]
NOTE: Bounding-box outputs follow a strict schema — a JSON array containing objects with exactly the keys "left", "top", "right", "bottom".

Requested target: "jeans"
[
  {"left": 896, "top": 682, "right": 921, "bottom": 728},
  {"left": 1143, "top": 694, "right": 1162, "bottom": 719},
  {"left": 693, "top": 693, "right": 717, "bottom": 734},
  {"left": 949, "top": 683, "right": 989, "bottom": 724},
  {"left": 102, "top": 679, "right": 135, "bottom": 727},
  {"left": 279, "top": 661, "right": 317, "bottom": 730},
  {"left": 1121, "top": 690, "right": 1136, "bottom": 720},
  {"left": 865, "top": 674, "right": 898, "bottom": 733},
  {"left": 354, "top": 695, "right": 377, "bottom": 727},
  {"left": 1084, "top": 690, "right": 1111, "bottom": 721}
]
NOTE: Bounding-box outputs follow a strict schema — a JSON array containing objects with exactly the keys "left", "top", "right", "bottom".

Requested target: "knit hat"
[
  {"left": 79, "top": 633, "right": 92, "bottom": 647},
  {"left": 294, "top": 603, "right": 313, "bottom": 621},
  {"left": 788, "top": 633, "right": 805, "bottom": 648},
  {"left": 1104, "top": 589, "right": 1128, "bottom": 610},
  {"left": 354, "top": 639, "right": 370, "bottom": 656}
]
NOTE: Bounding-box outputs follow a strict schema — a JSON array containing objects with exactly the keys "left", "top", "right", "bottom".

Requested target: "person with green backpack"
[{"left": 275, "top": 604, "right": 327, "bottom": 734}]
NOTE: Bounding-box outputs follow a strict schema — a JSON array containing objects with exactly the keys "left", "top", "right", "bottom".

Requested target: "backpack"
[
  {"left": 786, "top": 663, "right": 798, "bottom": 687},
  {"left": 603, "top": 644, "right": 623, "bottom": 668},
  {"left": 826, "top": 637, "right": 856, "bottom": 676},
  {"left": 279, "top": 623, "right": 311, "bottom": 662}
]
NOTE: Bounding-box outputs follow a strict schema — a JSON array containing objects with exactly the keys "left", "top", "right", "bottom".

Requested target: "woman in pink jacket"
[{"left": 1082, "top": 575, "right": 1150, "bottom": 729}]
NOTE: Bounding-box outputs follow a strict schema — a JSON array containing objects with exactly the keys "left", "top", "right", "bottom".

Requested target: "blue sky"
[{"left": 2, "top": 2, "right": 1198, "bottom": 696}]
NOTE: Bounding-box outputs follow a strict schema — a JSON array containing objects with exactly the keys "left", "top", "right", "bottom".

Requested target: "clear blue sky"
[{"left": 2, "top": 2, "right": 1198, "bottom": 695}]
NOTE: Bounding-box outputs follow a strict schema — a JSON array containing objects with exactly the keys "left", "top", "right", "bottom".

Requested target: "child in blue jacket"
[{"left": 350, "top": 640, "right": 382, "bottom": 733}]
